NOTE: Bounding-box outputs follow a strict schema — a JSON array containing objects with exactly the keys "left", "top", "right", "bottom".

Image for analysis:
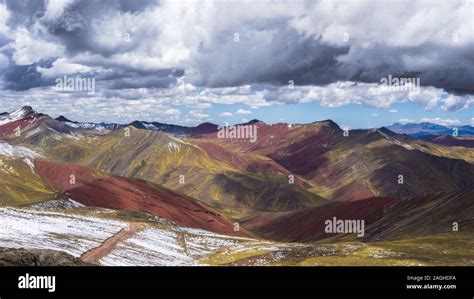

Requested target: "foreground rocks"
[{"left": 0, "top": 247, "right": 89, "bottom": 266}]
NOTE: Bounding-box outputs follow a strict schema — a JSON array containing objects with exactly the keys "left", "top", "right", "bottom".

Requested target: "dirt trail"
[{"left": 81, "top": 223, "right": 147, "bottom": 264}]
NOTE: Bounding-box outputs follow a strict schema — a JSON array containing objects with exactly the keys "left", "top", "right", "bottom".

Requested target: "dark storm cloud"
[
  {"left": 335, "top": 42, "right": 474, "bottom": 94},
  {"left": 192, "top": 28, "right": 350, "bottom": 87},
  {"left": 107, "top": 75, "right": 176, "bottom": 90},
  {"left": 1, "top": 0, "right": 171, "bottom": 91},
  {"left": 4, "top": 0, "right": 46, "bottom": 27},
  {"left": 39, "top": 0, "right": 142, "bottom": 55},
  {"left": 0, "top": 0, "right": 473, "bottom": 101},
  {"left": 3, "top": 59, "right": 55, "bottom": 90},
  {"left": 32, "top": 0, "right": 157, "bottom": 58}
]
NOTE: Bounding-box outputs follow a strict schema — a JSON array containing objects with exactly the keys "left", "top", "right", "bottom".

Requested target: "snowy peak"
[
  {"left": 8, "top": 106, "right": 36, "bottom": 120},
  {"left": 0, "top": 106, "right": 38, "bottom": 126},
  {"left": 55, "top": 115, "right": 112, "bottom": 132}
]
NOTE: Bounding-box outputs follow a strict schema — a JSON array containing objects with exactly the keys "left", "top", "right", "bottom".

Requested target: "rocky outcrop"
[{"left": 0, "top": 247, "right": 89, "bottom": 266}]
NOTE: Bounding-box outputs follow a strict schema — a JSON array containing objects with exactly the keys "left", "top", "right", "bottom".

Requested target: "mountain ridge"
[{"left": 387, "top": 122, "right": 474, "bottom": 136}]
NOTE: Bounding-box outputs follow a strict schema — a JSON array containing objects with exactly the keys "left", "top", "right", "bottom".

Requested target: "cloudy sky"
[{"left": 0, "top": 0, "right": 473, "bottom": 128}]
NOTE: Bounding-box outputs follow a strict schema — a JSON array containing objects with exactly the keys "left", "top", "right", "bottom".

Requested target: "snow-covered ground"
[
  {"left": 100, "top": 226, "right": 283, "bottom": 266},
  {"left": 0, "top": 143, "right": 41, "bottom": 159},
  {"left": 0, "top": 207, "right": 290, "bottom": 266},
  {"left": 100, "top": 227, "right": 194, "bottom": 266},
  {"left": 0, "top": 207, "right": 127, "bottom": 257},
  {"left": 377, "top": 129, "right": 413, "bottom": 150},
  {"left": 30, "top": 198, "right": 86, "bottom": 210},
  {"left": 0, "top": 143, "right": 42, "bottom": 171}
]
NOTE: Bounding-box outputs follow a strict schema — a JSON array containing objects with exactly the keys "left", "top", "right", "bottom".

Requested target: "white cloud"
[
  {"left": 219, "top": 112, "right": 233, "bottom": 118},
  {"left": 0, "top": 3, "right": 10, "bottom": 35},
  {"left": 420, "top": 117, "right": 461, "bottom": 126},
  {"left": 298, "top": 82, "right": 449, "bottom": 110},
  {"left": 399, "top": 119, "right": 415, "bottom": 124},
  {"left": 163, "top": 109, "right": 181, "bottom": 116},
  {"left": 236, "top": 109, "right": 251, "bottom": 114},
  {"left": 371, "top": 113, "right": 378, "bottom": 117},
  {"left": 3, "top": 79, "right": 471, "bottom": 125},
  {"left": 389, "top": 109, "right": 397, "bottom": 113},
  {"left": 37, "top": 58, "right": 94, "bottom": 78},
  {"left": 11, "top": 28, "right": 65, "bottom": 65},
  {"left": 290, "top": 1, "right": 473, "bottom": 47},
  {"left": 43, "top": 0, "right": 74, "bottom": 20},
  {"left": 188, "top": 110, "right": 210, "bottom": 120},
  {"left": 441, "top": 94, "right": 474, "bottom": 111}
]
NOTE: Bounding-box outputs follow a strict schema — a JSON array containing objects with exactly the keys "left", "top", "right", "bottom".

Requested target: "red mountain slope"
[
  {"left": 34, "top": 160, "right": 105, "bottom": 190},
  {"left": 242, "top": 196, "right": 397, "bottom": 242},
  {"left": 34, "top": 160, "right": 249, "bottom": 237}
]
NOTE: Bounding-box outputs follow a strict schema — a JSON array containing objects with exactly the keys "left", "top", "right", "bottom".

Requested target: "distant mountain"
[
  {"left": 192, "top": 122, "right": 219, "bottom": 134},
  {"left": 129, "top": 120, "right": 189, "bottom": 134},
  {"left": 55, "top": 115, "right": 120, "bottom": 132},
  {"left": 120, "top": 120, "right": 218, "bottom": 135},
  {"left": 238, "top": 119, "right": 262, "bottom": 125},
  {"left": 387, "top": 122, "right": 474, "bottom": 136},
  {"left": 80, "top": 127, "right": 325, "bottom": 217},
  {"left": 55, "top": 117, "right": 218, "bottom": 135},
  {"left": 200, "top": 120, "right": 474, "bottom": 201},
  {"left": 0, "top": 106, "right": 46, "bottom": 137},
  {"left": 55, "top": 115, "right": 75, "bottom": 123}
]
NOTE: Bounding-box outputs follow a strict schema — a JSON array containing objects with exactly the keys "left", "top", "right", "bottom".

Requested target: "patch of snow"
[
  {"left": 0, "top": 207, "right": 300, "bottom": 266},
  {"left": 101, "top": 227, "right": 192, "bottom": 266},
  {"left": 167, "top": 141, "right": 181, "bottom": 153},
  {"left": 0, "top": 207, "right": 127, "bottom": 257},
  {"left": 143, "top": 123, "right": 157, "bottom": 130},
  {"left": 0, "top": 143, "right": 42, "bottom": 159},
  {"left": 24, "top": 127, "right": 42, "bottom": 138},
  {"left": 30, "top": 198, "right": 86, "bottom": 210},
  {"left": 64, "top": 121, "right": 107, "bottom": 132},
  {"left": 377, "top": 130, "right": 413, "bottom": 150},
  {"left": 22, "top": 158, "right": 35, "bottom": 170},
  {"left": 100, "top": 225, "right": 286, "bottom": 266}
]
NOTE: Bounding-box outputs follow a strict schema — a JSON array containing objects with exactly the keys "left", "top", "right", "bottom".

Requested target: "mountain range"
[
  {"left": 54, "top": 114, "right": 220, "bottom": 135},
  {"left": 1, "top": 106, "right": 473, "bottom": 266},
  {"left": 387, "top": 122, "right": 474, "bottom": 137}
]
